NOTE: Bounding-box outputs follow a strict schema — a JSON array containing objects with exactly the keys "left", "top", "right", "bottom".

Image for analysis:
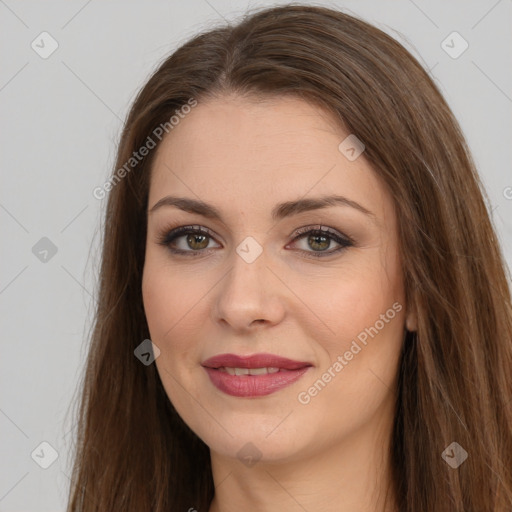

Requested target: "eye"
[
  {"left": 287, "top": 225, "right": 353, "bottom": 258},
  {"left": 157, "top": 225, "right": 221, "bottom": 256},
  {"left": 157, "top": 224, "right": 353, "bottom": 258}
]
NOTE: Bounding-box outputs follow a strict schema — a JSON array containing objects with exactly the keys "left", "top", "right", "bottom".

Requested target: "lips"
[{"left": 202, "top": 353, "right": 312, "bottom": 397}]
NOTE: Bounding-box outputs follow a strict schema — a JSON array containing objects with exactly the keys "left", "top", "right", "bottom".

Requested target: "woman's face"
[{"left": 142, "top": 94, "right": 413, "bottom": 464}]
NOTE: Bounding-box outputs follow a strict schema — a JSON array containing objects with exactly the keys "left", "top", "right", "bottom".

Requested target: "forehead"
[
  {"left": 152, "top": 95, "right": 344, "bottom": 179},
  {"left": 148, "top": 95, "right": 390, "bottom": 223}
]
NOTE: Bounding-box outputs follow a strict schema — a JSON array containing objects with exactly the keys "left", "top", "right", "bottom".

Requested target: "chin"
[
  {"left": 183, "top": 408, "right": 321, "bottom": 464},
  {"left": 208, "top": 433, "right": 306, "bottom": 465}
]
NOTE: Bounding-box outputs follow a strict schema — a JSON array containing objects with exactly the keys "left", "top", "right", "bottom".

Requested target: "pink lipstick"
[{"left": 202, "top": 353, "right": 312, "bottom": 397}]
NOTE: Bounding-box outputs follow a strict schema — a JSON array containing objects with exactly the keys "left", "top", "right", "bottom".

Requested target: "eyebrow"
[{"left": 148, "top": 194, "right": 375, "bottom": 222}]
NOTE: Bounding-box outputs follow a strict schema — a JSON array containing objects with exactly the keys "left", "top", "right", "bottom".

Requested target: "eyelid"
[
  {"left": 286, "top": 225, "right": 353, "bottom": 259},
  {"left": 157, "top": 224, "right": 221, "bottom": 249},
  {"left": 290, "top": 224, "right": 354, "bottom": 244},
  {"left": 157, "top": 223, "right": 354, "bottom": 258}
]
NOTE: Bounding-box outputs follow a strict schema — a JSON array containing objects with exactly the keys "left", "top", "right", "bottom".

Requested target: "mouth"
[{"left": 201, "top": 353, "right": 312, "bottom": 397}]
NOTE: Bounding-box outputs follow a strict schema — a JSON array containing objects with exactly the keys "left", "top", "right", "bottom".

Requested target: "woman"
[{"left": 67, "top": 5, "right": 512, "bottom": 511}]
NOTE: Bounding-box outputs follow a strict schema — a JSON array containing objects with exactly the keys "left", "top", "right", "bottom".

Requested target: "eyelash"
[{"left": 156, "top": 224, "right": 354, "bottom": 259}]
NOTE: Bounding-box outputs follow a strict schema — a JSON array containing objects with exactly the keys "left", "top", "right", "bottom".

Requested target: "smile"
[
  {"left": 218, "top": 366, "right": 280, "bottom": 375},
  {"left": 201, "top": 353, "right": 312, "bottom": 397}
]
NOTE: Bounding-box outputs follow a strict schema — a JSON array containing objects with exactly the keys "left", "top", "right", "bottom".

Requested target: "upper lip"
[{"left": 202, "top": 353, "right": 312, "bottom": 370}]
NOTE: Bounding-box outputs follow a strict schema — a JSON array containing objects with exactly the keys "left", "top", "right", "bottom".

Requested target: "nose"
[{"left": 212, "top": 246, "right": 286, "bottom": 332}]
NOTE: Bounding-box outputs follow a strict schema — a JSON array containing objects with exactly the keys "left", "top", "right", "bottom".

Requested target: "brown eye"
[
  {"left": 185, "top": 232, "right": 210, "bottom": 250},
  {"left": 307, "top": 233, "right": 331, "bottom": 251},
  {"left": 288, "top": 226, "right": 353, "bottom": 258},
  {"left": 158, "top": 225, "right": 221, "bottom": 255}
]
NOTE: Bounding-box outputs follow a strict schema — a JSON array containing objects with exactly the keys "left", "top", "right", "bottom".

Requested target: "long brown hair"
[{"left": 66, "top": 5, "right": 512, "bottom": 511}]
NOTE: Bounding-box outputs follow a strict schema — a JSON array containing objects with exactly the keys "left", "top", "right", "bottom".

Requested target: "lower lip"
[{"left": 204, "top": 367, "right": 311, "bottom": 397}]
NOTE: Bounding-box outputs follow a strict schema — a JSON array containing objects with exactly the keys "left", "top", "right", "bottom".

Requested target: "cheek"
[
  {"left": 294, "top": 249, "right": 403, "bottom": 353},
  {"left": 142, "top": 246, "right": 204, "bottom": 324},
  {"left": 142, "top": 255, "right": 215, "bottom": 380},
  {"left": 310, "top": 284, "right": 403, "bottom": 371},
  {"left": 142, "top": 259, "right": 191, "bottom": 352},
  {"left": 142, "top": 261, "right": 201, "bottom": 409},
  {"left": 142, "top": 264, "right": 174, "bottom": 335},
  {"left": 294, "top": 253, "right": 405, "bottom": 420},
  {"left": 293, "top": 272, "right": 404, "bottom": 434}
]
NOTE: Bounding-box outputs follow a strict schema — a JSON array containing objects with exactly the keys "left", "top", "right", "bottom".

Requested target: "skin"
[{"left": 142, "top": 94, "right": 417, "bottom": 512}]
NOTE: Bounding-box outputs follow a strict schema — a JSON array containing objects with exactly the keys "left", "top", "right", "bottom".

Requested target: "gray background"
[{"left": 1, "top": 0, "right": 511, "bottom": 510}]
